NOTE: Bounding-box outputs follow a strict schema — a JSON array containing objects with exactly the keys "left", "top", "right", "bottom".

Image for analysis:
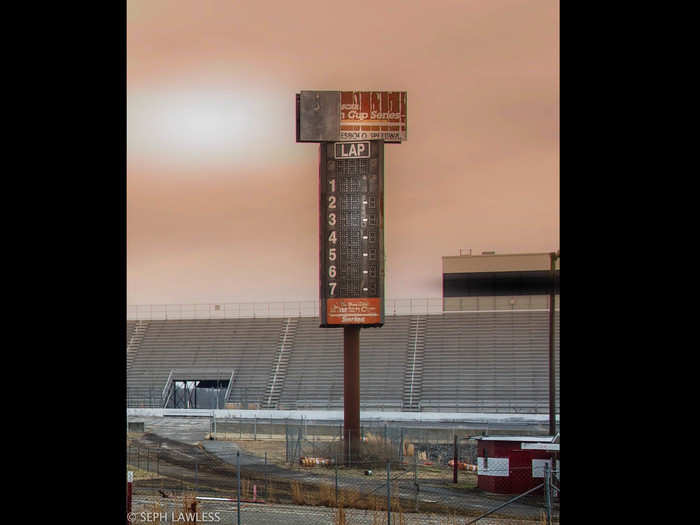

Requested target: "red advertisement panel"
[
  {"left": 326, "top": 298, "right": 382, "bottom": 325},
  {"left": 339, "top": 91, "right": 407, "bottom": 142}
]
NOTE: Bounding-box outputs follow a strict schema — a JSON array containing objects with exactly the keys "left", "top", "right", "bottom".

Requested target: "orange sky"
[{"left": 127, "top": 0, "right": 559, "bottom": 305}]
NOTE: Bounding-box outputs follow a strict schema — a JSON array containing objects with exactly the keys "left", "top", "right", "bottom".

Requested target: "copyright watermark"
[{"left": 127, "top": 511, "right": 221, "bottom": 522}]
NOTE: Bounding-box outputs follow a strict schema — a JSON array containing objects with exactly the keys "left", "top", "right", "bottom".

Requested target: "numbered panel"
[{"left": 319, "top": 140, "right": 384, "bottom": 327}]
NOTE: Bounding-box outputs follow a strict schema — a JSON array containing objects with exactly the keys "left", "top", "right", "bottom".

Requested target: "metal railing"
[
  {"left": 161, "top": 369, "right": 174, "bottom": 408},
  {"left": 127, "top": 297, "right": 559, "bottom": 320}
]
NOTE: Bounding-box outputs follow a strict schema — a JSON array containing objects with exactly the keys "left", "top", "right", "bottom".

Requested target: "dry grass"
[
  {"left": 319, "top": 483, "right": 335, "bottom": 507},
  {"left": 334, "top": 499, "right": 347, "bottom": 525},
  {"left": 266, "top": 480, "right": 278, "bottom": 503},
  {"left": 291, "top": 481, "right": 305, "bottom": 505},
  {"left": 179, "top": 492, "right": 199, "bottom": 525}
]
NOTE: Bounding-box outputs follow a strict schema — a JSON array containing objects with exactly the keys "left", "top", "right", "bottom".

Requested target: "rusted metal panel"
[
  {"left": 327, "top": 298, "right": 382, "bottom": 325},
  {"left": 340, "top": 91, "right": 407, "bottom": 143},
  {"left": 297, "top": 91, "right": 341, "bottom": 142}
]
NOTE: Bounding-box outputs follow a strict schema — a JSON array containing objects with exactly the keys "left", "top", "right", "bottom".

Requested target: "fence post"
[
  {"left": 237, "top": 451, "right": 241, "bottom": 525},
  {"left": 453, "top": 435, "right": 458, "bottom": 484},
  {"left": 127, "top": 471, "right": 133, "bottom": 525},
  {"left": 544, "top": 462, "right": 552, "bottom": 525},
  {"left": 414, "top": 452, "right": 419, "bottom": 512},
  {"left": 387, "top": 461, "right": 391, "bottom": 525},
  {"left": 296, "top": 426, "right": 303, "bottom": 463},
  {"left": 399, "top": 428, "right": 404, "bottom": 464},
  {"left": 264, "top": 451, "right": 269, "bottom": 500}
]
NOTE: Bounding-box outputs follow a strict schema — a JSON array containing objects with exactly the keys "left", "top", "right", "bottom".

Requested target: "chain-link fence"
[{"left": 127, "top": 419, "right": 559, "bottom": 524}]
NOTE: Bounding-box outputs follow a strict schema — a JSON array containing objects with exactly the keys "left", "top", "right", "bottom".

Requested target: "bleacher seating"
[
  {"left": 279, "top": 315, "right": 410, "bottom": 410},
  {"left": 126, "top": 318, "right": 283, "bottom": 407},
  {"left": 126, "top": 311, "right": 560, "bottom": 413},
  {"left": 420, "top": 311, "right": 560, "bottom": 413}
]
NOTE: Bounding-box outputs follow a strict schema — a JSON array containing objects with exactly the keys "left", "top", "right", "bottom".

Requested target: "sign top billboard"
[{"left": 296, "top": 91, "right": 407, "bottom": 143}]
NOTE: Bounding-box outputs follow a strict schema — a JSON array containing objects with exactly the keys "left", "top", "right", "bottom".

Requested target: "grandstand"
[
  {"left": 127, "top": 252, "right": 560, "bottom": 415},
  {"left": 126, "top": 318, "right": 283, "bottom": 409},
  {"left": 126, "top": 308, "right": 559, "bottom": 414}
]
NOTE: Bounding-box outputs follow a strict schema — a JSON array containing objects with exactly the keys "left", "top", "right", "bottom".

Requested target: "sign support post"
[
  {"left": 344, "top": 326, "right": 361, "bottom": 464},
  {"left": 549, "top": 251, "right": 559, "bottom": 436}
]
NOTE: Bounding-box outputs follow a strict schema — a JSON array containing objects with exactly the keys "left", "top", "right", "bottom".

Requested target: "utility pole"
[{"left": 549, "top": 250, "right": 559, "bottom": 437}]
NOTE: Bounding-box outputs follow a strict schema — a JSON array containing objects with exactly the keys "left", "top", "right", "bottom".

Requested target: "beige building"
[{"left": 442, "top": 252, "right": 560, "bottom": 312}]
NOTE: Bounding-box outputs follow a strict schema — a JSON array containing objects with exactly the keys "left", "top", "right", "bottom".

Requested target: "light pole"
[{"left": 548, "top": 250, "right": 559, "bottom": 437}]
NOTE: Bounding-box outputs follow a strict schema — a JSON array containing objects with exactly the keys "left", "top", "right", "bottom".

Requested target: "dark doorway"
[{"left": 171, "top": 379, "right": 229, "bottom": 409}]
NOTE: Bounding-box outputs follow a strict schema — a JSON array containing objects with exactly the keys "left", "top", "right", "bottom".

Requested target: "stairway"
[
  {"left": 126, "top": 320, "right": 148, "bottom": 370},
  {"left": 262, "top": 317, "right": 298, "bottom": 409},
  {"left": 402, "top": 315, "right": 425, "bottom": 411}
]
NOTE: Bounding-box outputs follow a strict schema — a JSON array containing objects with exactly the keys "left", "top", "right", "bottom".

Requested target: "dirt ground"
[{"left": 211, "top": 435, "right": 477, "bottom": 485}]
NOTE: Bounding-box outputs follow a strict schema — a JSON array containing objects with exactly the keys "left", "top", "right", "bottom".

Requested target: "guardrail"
[{"left": 127, "top": 297, "right": 558, "bottom": 320}]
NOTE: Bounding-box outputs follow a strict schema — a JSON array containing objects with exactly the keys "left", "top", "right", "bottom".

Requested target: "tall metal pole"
[
  {"left": 387, "top": 461, "right": 391, "bottom": 525},
  {"left": 344, "top": 326, "right": 361, "bottom": 465},
  {"left": 453, "top": 434, "right": 458, "bottom": 484},
  {"left": 549, "top": 251, "right": 558, "bottom": 436},
  {"left": 237, "top": 451, "right": 241, "bottom": 525}
]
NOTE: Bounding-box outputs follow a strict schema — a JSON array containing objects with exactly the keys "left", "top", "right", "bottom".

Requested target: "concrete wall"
[
  {"left": 126, "top": 408, "right": 558, "bottom": 425},
  {"left": 443, "top": 294, "right": 560, "bottom": 312}
]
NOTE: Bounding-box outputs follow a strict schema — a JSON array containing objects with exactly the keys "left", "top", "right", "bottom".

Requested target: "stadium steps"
[
  {"left": 262, "top": 317, "right": 298, "bottom": 409},
  {"left": 278, "top": 316, "right": 409, "bottom": 411},
  {"left": 402, "top": 315, "right": 425, "bottom": 411},
  {"left": 126, "top": 320, "right": 149, "bottom": 370}
]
